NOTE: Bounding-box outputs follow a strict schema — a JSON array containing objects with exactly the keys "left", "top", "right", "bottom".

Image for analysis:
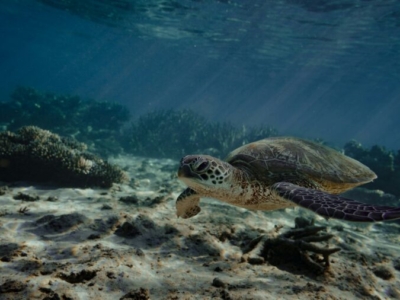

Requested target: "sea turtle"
[{"left": 176, "top": 136, "right": 400, "bottom": 222}]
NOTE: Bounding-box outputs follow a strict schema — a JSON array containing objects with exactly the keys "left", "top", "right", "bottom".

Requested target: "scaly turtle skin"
[{"left": 176, "top": 137, "right": 400, "bottom": 222}]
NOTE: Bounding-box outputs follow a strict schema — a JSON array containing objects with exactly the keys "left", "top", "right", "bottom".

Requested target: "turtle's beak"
[
  {"left": 178, "top": 164, "right": 191, "bottom": 178},
  {"left": 178, "top": 155, "right": 196, "bottom": 178},
  {"left": 178, "top": 155, "right": 206, "bottom": 180}
]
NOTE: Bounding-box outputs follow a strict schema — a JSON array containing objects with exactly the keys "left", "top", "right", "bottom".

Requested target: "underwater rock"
[
  {"left": 33, "top": 213, "right": 88, "bottom": 234},
  {"left": 0, "top": 126, "right": 128, "bottom": 187},
  {"left": 372, "top": 266, "right": 394, "bottom": 280},
  {"left": 212, "top": 277, "right": 226, "bottom": 288},
  {"left": 211, "top": 288, "right": 233, "bottom": 300},
  {"left": 40, "top": 262, "right": 61, "bottom": 275},
  {"left": 0, "top": 243, "right": 19, "bottom": 259},
  {"left": 89, "top": 216, "right": 119, "bottom": 234},
  {"left": 291, "top": 283, "right": 326, "bottom": 294},
  {"left": 13, "top": 259, "right": 42, "bottom": 274},
  {"left": 46, "top": 196, "right": 58, "bottom": 202},
  {"left": 114, "top": 222, "right": 142, "bottom": 238},
  {"left": 13, "top": 192, "right": 40, "bottom": 202},
  {"left": 120, "top": 288, "right": 150, "bottom": 300},
  {"left": 57, "top": 269, "right": 98, "bottom": 284},
  {"left": 119, "top": 195, "right": 139, "bottom": 205},
  {"left": 101, "top": 204, "right": 113, "bottom": 210},
  {"left": 135, "top": 248, "right": 145, "bottom": 257},
  {"left": 0, "top": 280, "right": 27, "bottom": 293},
  {"left": 39, "top": 287, "right": 72, "bottom": 300}
]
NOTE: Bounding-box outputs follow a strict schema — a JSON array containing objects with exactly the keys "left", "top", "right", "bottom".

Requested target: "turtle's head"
[{"left": 178, "top": 155, "right": 233, "bottom": 193}]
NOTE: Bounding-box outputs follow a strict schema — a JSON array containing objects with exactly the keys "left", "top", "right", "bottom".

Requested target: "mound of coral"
[{"left": 0, "top": 126, "right": 127, "bottom": 187}]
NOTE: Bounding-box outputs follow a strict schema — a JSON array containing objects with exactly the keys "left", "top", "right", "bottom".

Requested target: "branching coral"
[
  {"left": 243, "top": 218, "right": 340, "bottom": 274},
  {"left": 0, "top": 126, "right": 128, "bottom": 187}
]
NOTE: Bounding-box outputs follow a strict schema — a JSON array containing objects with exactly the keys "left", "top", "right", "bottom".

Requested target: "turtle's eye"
[{"left": 194, "top": 161, "right": 209, "bottom": 173}]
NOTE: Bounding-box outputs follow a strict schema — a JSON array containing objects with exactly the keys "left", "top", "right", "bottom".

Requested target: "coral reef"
[
  {"left": 0, "top": 86, "right": 130, "bottom": 157},
  {"left": 0, "top": 126, "right": 127, "bottom": 187},
  {"left": 344, "top": 140, "right": 400, "bottom": 197},
  {"left": 2, "top": 87, "right": 400, "bottom": 199},
  {"left": 122, "top": 109, "right": 277, "bottom": 159},
  {"left": 0, "top": 87, "right": 278, "bottom": 160}
]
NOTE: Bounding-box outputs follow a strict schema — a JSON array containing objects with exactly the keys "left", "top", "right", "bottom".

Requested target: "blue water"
[{"left": 1, "top": 0, "right": 400, "bottom": 148}]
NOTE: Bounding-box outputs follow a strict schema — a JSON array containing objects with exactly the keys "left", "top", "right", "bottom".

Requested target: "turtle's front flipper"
[
  {"left": 272, "top": 182, "right": 400, "bottom": 222},
  {"left": 176, "top": 188, "right": 201, "bottom": 219}
]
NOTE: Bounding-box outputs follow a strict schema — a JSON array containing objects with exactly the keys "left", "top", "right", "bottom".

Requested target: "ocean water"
[{"left": 0, "top": 0, "right": 399, "bottom": 148}]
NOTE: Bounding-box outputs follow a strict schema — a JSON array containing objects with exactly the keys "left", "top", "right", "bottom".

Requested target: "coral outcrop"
[{"left": 0, "top": 126, "right": 127, "bottom": 187}]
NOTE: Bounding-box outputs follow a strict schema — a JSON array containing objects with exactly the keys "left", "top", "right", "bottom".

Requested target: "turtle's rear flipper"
[{"left": 272, "top": 182, "right": 400, "bottom": 222}]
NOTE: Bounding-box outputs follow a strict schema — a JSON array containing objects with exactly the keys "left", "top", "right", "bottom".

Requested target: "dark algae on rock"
[{"left": 0, "top": 126, "right": 127, "bottom": 187}]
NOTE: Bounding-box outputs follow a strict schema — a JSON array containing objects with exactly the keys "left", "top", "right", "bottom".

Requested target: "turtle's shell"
[{"left": 226, "top": 137, "right": 376, "bottom": 188}]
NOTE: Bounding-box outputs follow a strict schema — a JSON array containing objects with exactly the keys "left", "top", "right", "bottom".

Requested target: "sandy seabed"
[{"left": 0, "top": 155, "right": 400, "bottom": 300}]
